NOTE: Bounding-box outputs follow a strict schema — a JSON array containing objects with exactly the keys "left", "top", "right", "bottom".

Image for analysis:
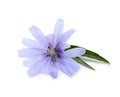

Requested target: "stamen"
[{"left": 47, "top": 46, "right": 57, "bottom": 62}]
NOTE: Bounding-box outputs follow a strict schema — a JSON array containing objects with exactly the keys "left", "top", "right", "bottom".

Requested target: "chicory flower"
[{"left": 19, "top": 19, "right": 85, "bottom": 78}]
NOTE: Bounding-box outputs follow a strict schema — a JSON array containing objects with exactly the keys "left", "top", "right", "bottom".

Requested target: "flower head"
[{"left": 19, "top": 19, "right": 85, "bottom": 78}]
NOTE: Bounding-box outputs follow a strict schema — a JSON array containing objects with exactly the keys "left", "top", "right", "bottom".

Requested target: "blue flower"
[{"left": 19, "top": 19, "right": 85, "bottom": 78}]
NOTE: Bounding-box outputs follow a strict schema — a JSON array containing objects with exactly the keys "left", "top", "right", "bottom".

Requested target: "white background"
[{"left": 0, "top": 0, "right": 120, "bottom": 97}]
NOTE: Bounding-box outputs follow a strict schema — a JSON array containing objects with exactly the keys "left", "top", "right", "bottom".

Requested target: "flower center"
[
  {"left": 48, "top": 48, "right": 57, "bottom": 57},
  {"left": 47, "top": 46, "right": 58, "bottom": 62},
  {"left": 47, "top": 46, "right": 63, "bottom": 62}
]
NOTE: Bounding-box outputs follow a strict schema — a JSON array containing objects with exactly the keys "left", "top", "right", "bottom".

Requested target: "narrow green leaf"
[
  {"left": 73, "top": 57, "right": 95, "bottom": 70},
  {"left": 66, "top": 45, "right": 110, "bottom": 64},
  {"left": 65, "top": 45, "right": 79, "bottom": 50},
  {"left": 83, "top": 49, "right": 110, "bottom": 64}
]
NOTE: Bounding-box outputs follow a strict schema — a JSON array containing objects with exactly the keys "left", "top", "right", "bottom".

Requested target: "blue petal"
[
  {"left": 49, "top": 63, "right": 58, "bottom": 78},
  {"left": 18, "top": 48, "right": 40, "bottom": 58},
  {"left": 23, "top": 56, "right": 43, "bottom": 67},
  {"left": 53, "top": 19, "right": 64, "bottom": 47},
  {"left": 46, "top": 34, "right": 54, "bottom": 47},
  {"left": 58, "top": 58, "right": 80, "bottom": 77},
  {"left": 57, "top": 41, "right": 70, "bottom": 49},
  {"left": 64, "top": 48, "right": 86, "bottom": 58},
  {"left": 46, "top": 34, "right": 69, "bottom": 49},
  {"left": 54, "top": 18, "right": 64, "bottom": 35},
  {"left": 29, "top": 26, "right": 47, "bottom": 46},
  {"left": 27, "top": 58, "right": 47, "bottom": 77},
  {"left": 28, "top": 58, "right": 54, "bottom": 77},
  {"left": 61, "top": 29, "right": 75, "bottom": 41},
  {"left": 23, "top": 38, "right": 41, "bottom": 49}
]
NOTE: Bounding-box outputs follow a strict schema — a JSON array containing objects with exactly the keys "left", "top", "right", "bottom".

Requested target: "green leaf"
[
  {"left": 83, "top": 49, "right": 110, "bottom": 64},
  {"left": 73, "top": 57, "right": 95, "bottom": 70},
  {"left": 66, "top": 45, "right": 110, "bottom": 64},
  {"left": 65, "top": 45, "right": 79, "bottom": 50}
]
